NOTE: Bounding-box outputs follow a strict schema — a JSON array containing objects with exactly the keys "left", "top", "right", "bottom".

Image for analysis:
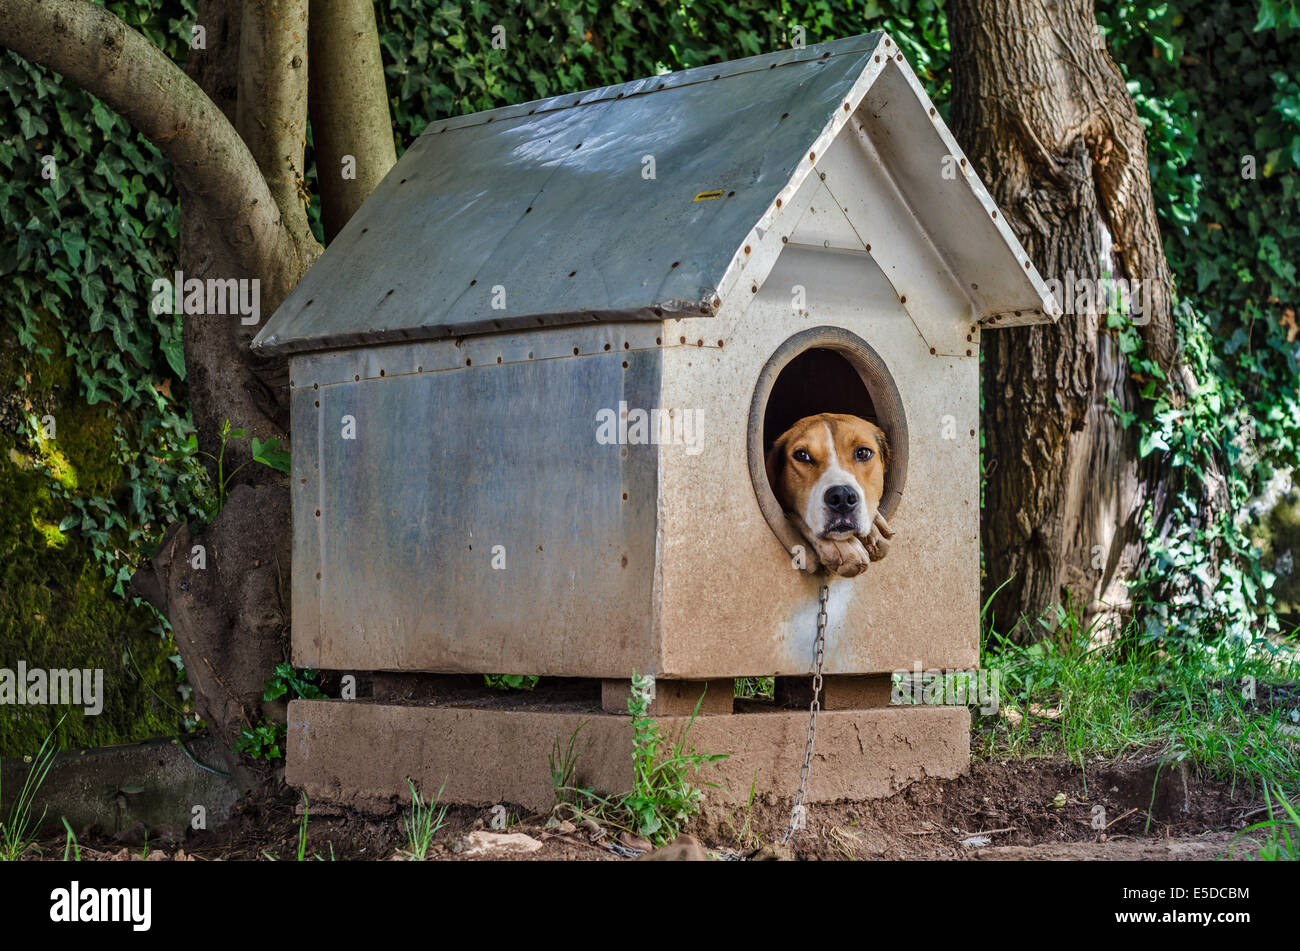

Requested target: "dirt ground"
[{"left": 25, "top": 754, "right": 1273, "bottom": 861}]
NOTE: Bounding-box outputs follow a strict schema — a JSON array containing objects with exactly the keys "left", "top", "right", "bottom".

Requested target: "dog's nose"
[{"left": 824, "top": 484, "right": 859, "bottom": 513}]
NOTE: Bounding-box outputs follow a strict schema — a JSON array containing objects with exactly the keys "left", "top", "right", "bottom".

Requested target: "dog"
[{"left": 765, "top": 412, "right": 895, "bottom": 578}]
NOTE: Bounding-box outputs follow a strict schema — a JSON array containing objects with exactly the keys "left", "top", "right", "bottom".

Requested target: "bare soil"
[{"left": 25, "top": 754, "right": 1272, "bottom": 861}]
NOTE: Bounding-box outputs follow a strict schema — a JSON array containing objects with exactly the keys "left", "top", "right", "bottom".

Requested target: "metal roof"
[{"left": 254, "top": 32, "right": 1059, "bottom": 356}]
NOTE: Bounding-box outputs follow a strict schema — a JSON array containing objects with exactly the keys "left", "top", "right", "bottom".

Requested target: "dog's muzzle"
[{"left": 821, "top": 483, "right": 860, "bottom": 536}]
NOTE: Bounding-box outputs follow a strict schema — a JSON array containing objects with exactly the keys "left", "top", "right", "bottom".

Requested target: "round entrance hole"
[{"left": 747, "top": 326, "right": 909, "bottom": 564}]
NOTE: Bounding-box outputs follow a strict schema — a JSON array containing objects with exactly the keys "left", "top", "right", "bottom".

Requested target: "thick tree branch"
[
  {"left": 0, "top": 0, "right": 302, "bottom": 284},
  {"left": 309, "top": 0, "right": 396, "bottom": 241},
  {"left": 237, "top": 0, "right": 319, "bottom": 258}
]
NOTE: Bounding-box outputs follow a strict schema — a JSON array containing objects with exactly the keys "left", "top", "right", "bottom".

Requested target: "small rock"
[
  {"left": 750, "top": 842, "right": 794, "bottom": 861},
  {"left": 618, "top": 831, "right": 653, "bottom": 852},
  {"left": 150, "top": 824, "right": 185, "bottom": 844},
  {"left": 547, "top": 820, "right": 576, "bottom": 836},
  {"left": 638, "top": 834, "right": 710, "bottom": 861},
  {"left": 112, "top": 821, "right": 148, "bottom": 846},
  {"left": 460, "top": 831, "right": 543, "bottom": 857},
  {"left": 579, "top": 818, "right": 605, "bottom": 841}
]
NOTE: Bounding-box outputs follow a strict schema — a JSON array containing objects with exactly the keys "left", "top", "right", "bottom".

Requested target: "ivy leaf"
[{"left": 251, "top": 436, "right": 291, "bottom": 473}]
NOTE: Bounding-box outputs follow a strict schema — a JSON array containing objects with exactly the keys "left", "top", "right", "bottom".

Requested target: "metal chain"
[{"left": 781, "top": 575, "right": 830, "bottom": 846}]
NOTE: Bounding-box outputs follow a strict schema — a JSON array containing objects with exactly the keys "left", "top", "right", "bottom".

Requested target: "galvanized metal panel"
[
  {"left": 290, "top": 379, "right": 323, "bottom": 667},
  {"left": 254, "top": 31, "right": 1057, "bottom": 358},
  {"left": 294, "top": 337, "right": 663, "bottom": 677}
]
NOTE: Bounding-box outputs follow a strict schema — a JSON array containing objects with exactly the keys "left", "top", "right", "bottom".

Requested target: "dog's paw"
[
  {"left": 861, "top": 512, "right": 895, "bottom": 562},
  {"left": 813, "top": 535, "right": 870, "bottom": 578}
]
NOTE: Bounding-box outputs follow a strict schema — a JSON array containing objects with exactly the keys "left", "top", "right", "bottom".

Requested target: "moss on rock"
[{"left": 0, "top": 327, "right": 181, "bottom": 757}]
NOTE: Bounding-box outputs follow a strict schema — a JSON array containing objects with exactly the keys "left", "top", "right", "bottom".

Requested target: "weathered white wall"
[{"left": 655, "top": 132, "right": 981, "bottom": 677}]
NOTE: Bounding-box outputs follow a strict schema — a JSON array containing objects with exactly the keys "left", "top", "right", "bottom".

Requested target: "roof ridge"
[{"left": 418, "top": 32, "right": 886, "bottom": 139}]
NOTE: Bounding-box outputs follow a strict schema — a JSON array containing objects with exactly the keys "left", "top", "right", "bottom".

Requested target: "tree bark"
[
  {"left": 236, "top": 0, "right": 317, "bottom": 255},
  {"left": 308, "top": 0, "right": 397, "bottom": 241},
  {"left": 948, "top": 0, "right": 1215, "bottom": 638}
]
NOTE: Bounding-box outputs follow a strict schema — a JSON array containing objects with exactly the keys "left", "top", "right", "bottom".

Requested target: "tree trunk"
[
  {"left": 948, "top": 0, "right": 1207, "bottom": 639},
  {"left": 309, "top": 0, "right": 398, "bottom": 241}
]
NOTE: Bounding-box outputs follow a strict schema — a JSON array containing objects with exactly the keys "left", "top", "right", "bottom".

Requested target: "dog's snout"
[{"left": 823, "top": 484, "right": 859, "bottom": 513}]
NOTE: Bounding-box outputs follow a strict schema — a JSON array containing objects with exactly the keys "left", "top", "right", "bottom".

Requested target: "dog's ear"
[{"left": 765, "top": 432, "right": 789, "bottom": 509}]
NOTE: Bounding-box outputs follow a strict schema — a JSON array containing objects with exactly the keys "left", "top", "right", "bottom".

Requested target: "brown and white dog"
[{"left": 766, "top": 412, "right": 895, "bottom": 578}]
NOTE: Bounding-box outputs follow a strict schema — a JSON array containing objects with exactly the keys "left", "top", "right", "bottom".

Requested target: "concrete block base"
[
  {"left": 286, "top": 699, "right": 969, "bottom": 813},
  {"left": 600, "top": 678, "right": 735, "bottom": 715}
]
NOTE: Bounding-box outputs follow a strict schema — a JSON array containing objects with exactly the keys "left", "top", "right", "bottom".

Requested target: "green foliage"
[
  {"left": 371, "top": 0, "right": 948, "bottom": 145},
  {"left": 0, "top": 719, "right": 61, "bottom": 860},
  {"left": 0, "top": 325, "right": 184, "bottom": 755},
  {"left": 262, "top": 662, "right": 326, "bottom": 702},
  {"left": 980, "top": 602, "right": 1300, "bottom": 795},
  {"left": 233, "top": 663, "right": 326, "bottom": 761},
  {"left": 232, "top": 721, "right": 285, "bottom": 761},
  {"left": 549, "top": 720, "right": 590, "bottom": 805},
  {"left": 483, "top": 673, "right": 539, "bottom": 690},
  {"left": 61, "top": 817, "right": 81, "bottom": 862},
  {"left": 400, "top": 777, "right": 450, "bottom": 860},
  {"left": 552, "top": 675, "right": 725, "bottom": 846},
  {"left": 1228, "top": 783, "right": 1300, "bottom": 859},
  {"left": 734, "top": 676, "right": 774, "bottom": 699},
  {"left": 1098, "top": 1, "right": 1300, "bottom": 639},
  {"left": 0, "top": 0, "right": 206, "bottom": 754},
  {"left": 620, "top": 673, "right": 725, "bottom": 845},
  {"left": 0, "top": 0, "right": 209, "bottom": 598},
  {"left": 186, "top": 420, "right": 292, "bottom": 518}
]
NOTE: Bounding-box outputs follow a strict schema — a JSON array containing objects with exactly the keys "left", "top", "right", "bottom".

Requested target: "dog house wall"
[{"left": 655, "top": 150, "right": 981, "bottom": 677}]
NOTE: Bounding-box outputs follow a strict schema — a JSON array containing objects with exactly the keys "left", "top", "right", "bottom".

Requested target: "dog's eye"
[
  {"left": 855, "top": 447, "right": 874, "bottom": 462},
  {"left": 792, "top": 449, "right": 812, "bottom": 463}
]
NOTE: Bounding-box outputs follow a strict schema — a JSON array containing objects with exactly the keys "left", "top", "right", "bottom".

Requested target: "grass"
[
  {"left": 297, "top": 792, "right": 310, "bottom": 861},
  {"left": 734, "top": 677, "right": 774, "bottom": 700},
  {"left": 977, "top": 598, "right": 1300, "bottom": 796},
  {"left": 400, "top": 778, "right": 449, "bottom": 860},
  {"left": 550, "top": 719, "right": 590, "bottom": 806},
  {"left": 724, "top": 771, "right": 763, "bottom": 851},
  {"left": 0, "top": 718, "right": 62, "bottom": 861},
  {"left": 554, "top": 674, "right": 726, "bottom": 847},
  {"left": 1225, "top": 784, "right": 1300, "bottom": 860},
  {"left": 61, "top": 819, "right": 80, "bottom": 862}
]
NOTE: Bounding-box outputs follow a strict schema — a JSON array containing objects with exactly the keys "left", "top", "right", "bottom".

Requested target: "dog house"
[{"left": 253, "top": 32, "right": 1059, "bottom": 812}]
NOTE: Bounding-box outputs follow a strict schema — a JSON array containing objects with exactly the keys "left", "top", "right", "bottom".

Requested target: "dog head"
[{"left": 766, "top": 413, "right": 889, "bottom": 540}]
